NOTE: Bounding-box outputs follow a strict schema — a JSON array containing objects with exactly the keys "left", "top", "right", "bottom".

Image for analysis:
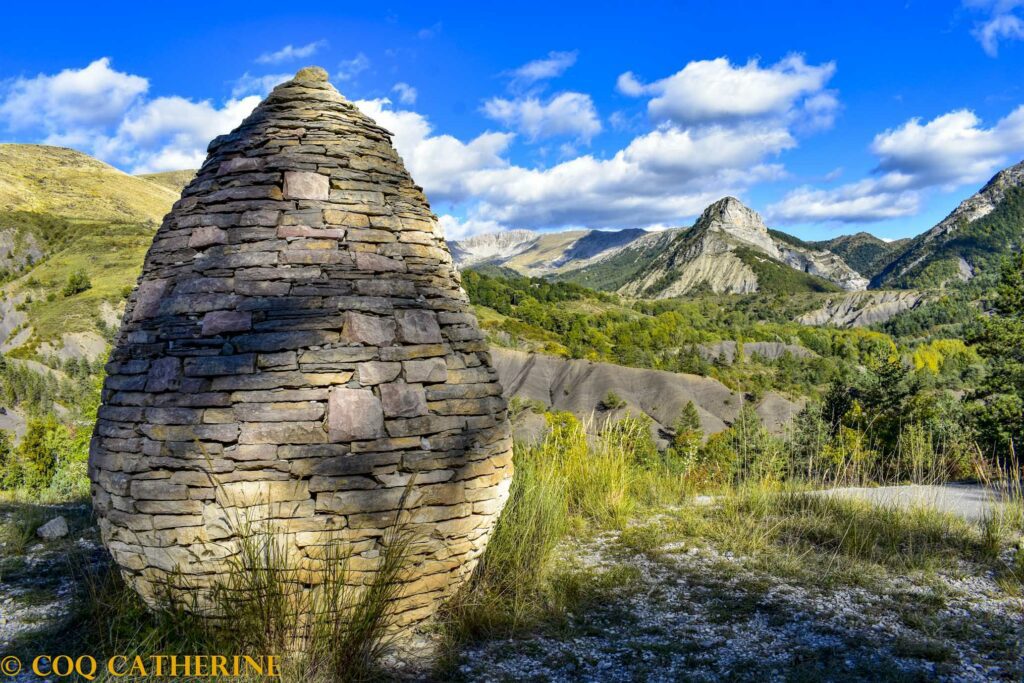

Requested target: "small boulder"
[{"left": 37, "top": 516, "right": 69, "bottom": 540}]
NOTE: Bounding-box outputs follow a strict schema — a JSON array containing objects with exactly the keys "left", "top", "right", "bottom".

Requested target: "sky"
[{"left": 1, "top": 1, "right": 1024, "bottom": 242}]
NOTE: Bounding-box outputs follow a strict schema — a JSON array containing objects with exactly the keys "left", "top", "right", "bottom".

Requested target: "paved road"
[{"left": 819, "top": 484, "right": 1017, "bottom": 523}]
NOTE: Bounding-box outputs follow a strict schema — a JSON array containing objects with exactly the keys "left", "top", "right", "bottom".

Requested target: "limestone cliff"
[{"left": 618, "top": 197, "right": 864, "bottom": 298}]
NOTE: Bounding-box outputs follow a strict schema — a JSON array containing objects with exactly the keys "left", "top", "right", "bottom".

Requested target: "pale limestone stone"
[
  {"left": 379, "top": 382, "right": 428, "bottom": 418},
  {"left": 394, "top": 309, "right": 443, "bottom": 344},
  {"left": 283, "top": 171, "right": 329, "bottom": 200},
  {"left": 357, "top": 361, "right": 401, "bottom": 385},
  {"left": 404, "top": 358, "right": 447, "bottom": 383},
  {"left": 341, "top": 311, "right": 396, "bottom": 346},
  {"left": 328, "top": 387, "right": 384, "bottom": 441}
]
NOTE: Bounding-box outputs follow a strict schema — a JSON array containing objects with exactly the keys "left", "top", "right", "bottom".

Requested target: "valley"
[{"left": 0, "top": 143, "right": 1020, "bottom": 681}]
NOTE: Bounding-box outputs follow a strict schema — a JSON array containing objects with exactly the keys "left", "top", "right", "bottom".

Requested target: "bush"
[
  {"left": 601, "top": 390, "right": 627, "bottom": 411},
  {"left": 62, "top": 269, "right": 92, "bottom": 297},
  {"left": 4, "top": 414, "right": 76, "bottom": 491}
]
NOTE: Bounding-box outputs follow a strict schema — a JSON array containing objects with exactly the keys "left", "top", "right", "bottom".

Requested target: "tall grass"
[
  {"left": 441, "top": 412, "right": 687, "bottom": 646},
  {"left": 440, "top": 409, "right": 1024, "bottom": 659},
  {"left": 58, "top": 490, "right": 416, "bottom": 683}
]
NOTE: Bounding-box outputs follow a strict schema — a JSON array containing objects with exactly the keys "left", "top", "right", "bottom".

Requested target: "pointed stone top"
[{"left": 294, "top": 65, "right": 329, "bottom": 83}]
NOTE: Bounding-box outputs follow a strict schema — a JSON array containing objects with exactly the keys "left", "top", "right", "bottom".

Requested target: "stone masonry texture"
[{"left": 89, "top": 65, "right": 513, "bottom": 628}]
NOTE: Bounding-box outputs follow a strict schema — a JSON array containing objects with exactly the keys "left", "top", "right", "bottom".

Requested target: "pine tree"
[{"left": 970, "top": 250, "right": 1024, "bottom": 455}]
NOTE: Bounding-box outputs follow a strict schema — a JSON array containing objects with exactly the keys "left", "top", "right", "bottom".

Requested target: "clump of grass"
[
  {"left": 440, "top": 412, "right": 686, "bottom": 651},
  {"left": 440, "top": 441, "right": 568, "bottom": 642},
  {"left": 0, "top": 504, "right": 47, "bottom": 555},
  {"left": 50, "top": 493, "right": 416, "bottom": 683}
]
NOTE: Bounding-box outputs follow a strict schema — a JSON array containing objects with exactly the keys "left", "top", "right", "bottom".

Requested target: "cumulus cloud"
[
  {"left": 103, "top": 95, "right": 262, "bottom": 173},
  {"left": 871, "top": 107, "right": 1024, "bottom": 187},
  {"left": 354, "top": 98, "right": 513, "bottom": 203},
  {"left": 618, "top": 55, "right": 837, "bottom": 128},
  {"left": 506, "top": 50, "right": 578, "bottom": 89},
  {"left": 353, "top": 53, "right": 838, "bottom": 236},
  {"left": 769, "top": 177, "right": 921, "bottom": 223},
  {"left": 392, "top": 82, "right": 417, "bottom": 105},
  {"left": 482, "top": 91, "right": 601, "bottom": 142},
  {"left": 0, "top": 58, "right": 260, "bottom": 174},
  {"left": 232, "top": 72, "right": 291, "bottom": 98},
  {"left": 966, "top": 0, "right": 1024, "bottom": 56},
  {"left": 256, "top": 40, "right": 327, "bottom": 65},
  {"left": 0, "top": 58, "right": 148, "bottom": 131},
  {"left": 356, "top": 96, "right": 792, "bottom": 235},
  {"left": 769, "top": 105, "right": 1024, "bottom": 223},
  {"left": 337, "top": 53, "right": 370, "bottom": 82}
]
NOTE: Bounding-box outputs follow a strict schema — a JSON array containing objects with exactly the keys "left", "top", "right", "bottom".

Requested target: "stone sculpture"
[{"left": 89, "top": 66, "right": 513, "bottom": 627}]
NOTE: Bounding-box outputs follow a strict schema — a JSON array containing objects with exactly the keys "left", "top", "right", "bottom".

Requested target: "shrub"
[
  {"left": 7, "top": 414, "right": 74, "bottom": 491},
  {"left": 601, "top": 390, "right": 627, "bottom": 410},
  {"left": 62, "top": 269, "right": 92, "bottom": 297}
]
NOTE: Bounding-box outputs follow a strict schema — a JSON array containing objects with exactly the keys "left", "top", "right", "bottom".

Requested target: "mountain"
[
  {"left": 450, "top": 227, "right": 649, "bottom": 276},
  {"left": 873, "top": 160, "right": 1024, "bottom": 289},
  {"left": 608, "top": 197, "right": 866, "bottom": 298},
  {"left": 452, "top": 198, "right": 872, "bottom": 297},
  {"left": 809, "top": 232, "right": 910, "bottom": 281},
  {"left": 0, "top": 144, "right": 179, "bottom": 362}
]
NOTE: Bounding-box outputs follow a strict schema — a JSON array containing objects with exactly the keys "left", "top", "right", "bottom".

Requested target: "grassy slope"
[
  {"left": 558, "top": 231, "right": 681, "bottom": 291},
  {"left": 137, "top": 169, "right": 196, "bottom": 194},
  {"left": 0, "top": 145, "right": 176, "bottom": 223},
  {"left": 733, "top": 247, "right": 842, "bottom": 294},
  {"left": 812, "top": 232, "right": 910, "bottom": 280},
  {"left": 874, "top": 186, "right": 1024, "bottom": 289},
  {"left": 0, "top": 145, "right": 180, "bottom": 357}
]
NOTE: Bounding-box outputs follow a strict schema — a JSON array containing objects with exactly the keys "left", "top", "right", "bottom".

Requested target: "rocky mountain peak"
[
  {"left": 449, "top": 229, "right": 539, "bottom": 267},
  {"left": 693, "top": 196, "right": 778, "bottom": 255},
  {"left": 924, "top": 158, "right": 1024, "bottom": 242}
]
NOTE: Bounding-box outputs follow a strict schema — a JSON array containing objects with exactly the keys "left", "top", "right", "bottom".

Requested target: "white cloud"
[
  {"left": 506, "top": 50, "right": 577, "bottom": 89},
  {"left": 232, "top": 72, "right": 291, "bottom": 98},
  {"left": 0, "top": 58, "right": 260, "bottom": 174},
  {"left": 392, "top": 82, "right": 417, "bottom": 105},
  {"left": 459, "top": 124, "right": 789, "bottom": 229},
  {"left": 871, "top": 107, "right": 1024, "bottom": 188},
  {"left": 966, "top": 0, "right": 1024, "bottom": 55},
  {"left": 337, "top": 53, "right": 370, "bottom": 82},
  {"left": 355, "top": 98, "right": 793, "bottom": 232},
  {"left": 106, "top": 95, "right": 262, "bottom": 173},
  {"left": 769, "top": 105, "right": 1024, "bottom": 223},
  {"left": 618, "top": 55, "right": 836, "bottom": 128},
  {"left": 482, "top": 91, "right": 601, "bottom": 142},
  {"left": 0, "top": 58, "right": 148, "bottom": 131},
  {"left": 769, "top": 177, "right": 921, "bottom": 223},
  {"left": 256, "top": 40, "right": 327, "bottom": 65},
  {"left": 418, "top": 22, "right": 443, "bottom": 39},
  {"left": 354, "top": 98, "right": 513, "bottom": 203},
  {"left": 437, "top": 215, "right": 505, "bottom": 240},
  {"left": 356, "top": 53, "right": 828, "bottom": 234}
]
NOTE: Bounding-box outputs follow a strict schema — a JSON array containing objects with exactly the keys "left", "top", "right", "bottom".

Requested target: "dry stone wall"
[{"left": 88, "top": 66, "right": 513, "bottom": 627}]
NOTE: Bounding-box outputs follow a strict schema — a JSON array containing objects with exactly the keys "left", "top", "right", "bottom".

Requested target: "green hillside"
[
  {"left": 557, "top": 231, "right": 679, "bottom": 291},
  {"left": 138, "top": 169, "right": 196, "bottom": 194},
  {"left": 810, "top": 232, "right": 909, "bottom": 280},
  {"left": 0, "top": 145, "right": 178, "bottom": 358},
  {"left": 874, "top": 186, "right": 1024, "bottom": 289},
  {"left": 734, "top": 247, "right": 841, "bottom": 294}
]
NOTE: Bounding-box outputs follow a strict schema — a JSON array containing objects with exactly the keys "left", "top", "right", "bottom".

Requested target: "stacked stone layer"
[{"left": 89, "top": 67, "right": 513, "bottom": 626}]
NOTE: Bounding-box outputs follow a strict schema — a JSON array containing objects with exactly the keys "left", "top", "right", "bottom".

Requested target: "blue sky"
[{"left": 1, "top": 1, "right": 1024, "bottom": 241}]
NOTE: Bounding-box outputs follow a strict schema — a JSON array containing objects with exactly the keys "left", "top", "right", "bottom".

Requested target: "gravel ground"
[
  {"left": 453, "top": 527, "right": 1024, "bottom": 682},
  {"left": 2, "top": 500, "right": 1021, "bottom": 682}
]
